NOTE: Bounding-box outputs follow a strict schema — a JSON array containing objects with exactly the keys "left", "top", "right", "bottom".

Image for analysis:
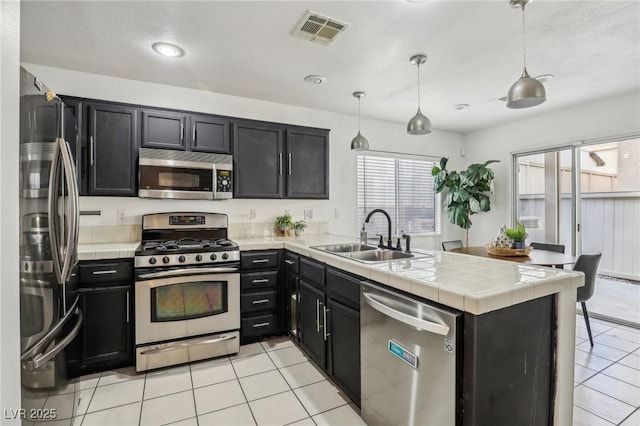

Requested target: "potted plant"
[
  {"left": 292, "top": 220, "right": 308, "bottom": 236},
  {"left": 505, "top": 222, "right": 527, "bottom": 249},
  {"left": 432, "top": 157, "right": 499, "bottom": 248},
  {"left": 275, "top": 213, "right": 294, "bottom": 235}
]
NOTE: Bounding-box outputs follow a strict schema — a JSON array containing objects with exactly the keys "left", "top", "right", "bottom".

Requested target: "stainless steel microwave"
[{"left": 138, "top": 148, "right": 232, "bottom": 200}]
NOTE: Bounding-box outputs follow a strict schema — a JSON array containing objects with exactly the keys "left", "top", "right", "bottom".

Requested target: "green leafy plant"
[
  {"left": 505, "top": 222, "right": 527, "bottom": 242},
  {"left": 432, "top": 157, "right": 499, "bottom": 247},
  {"left": 275, "top": 213, "right": 294, "bottom": 231},
  {"left": 292, "top": 220, "right": 307, "bottom": 231}
]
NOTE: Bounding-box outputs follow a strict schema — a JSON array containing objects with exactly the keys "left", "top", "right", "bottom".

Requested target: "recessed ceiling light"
[
  {"left": 152, "top": 42, "right": 185, "bottom": 58},
  {"left": 454, "top": 103, "right": 470, "bottom": 110},
  {"left": 304, "top": 75, "right": 327, "bottom": 85}
]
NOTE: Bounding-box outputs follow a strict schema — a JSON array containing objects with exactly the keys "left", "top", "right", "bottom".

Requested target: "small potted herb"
[
  {"left": 275, "top": 213, "right": 294, "bottom": 235},
  {"left": 292, "top": 220, "right": 308, "bottom": 236},
  {"left": 505, "top": 222, "right": 527, "bottom": 249}
]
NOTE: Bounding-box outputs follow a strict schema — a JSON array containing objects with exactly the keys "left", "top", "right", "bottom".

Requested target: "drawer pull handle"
[
  {"left": 252, "top": 322, "right": 271, "bottom": 328},
  {"left": 252, "top": 259, "right": 269, "bottom": 264},
  {"left": 284, "top": 260, "right": 294, "bottom": 265},
  {"left": 252, "top": 299, "right": 270, "bottom": 305},
  {"left": 252, "top": 279, "right": 270, "bottom": 284},
  {"left": 92, "top": 270, "right": 117, "bottom": 275}
]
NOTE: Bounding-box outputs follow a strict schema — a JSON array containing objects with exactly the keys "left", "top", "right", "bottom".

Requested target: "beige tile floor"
[{"left": 26, "top": 316, "right": 640, "bottom": 425}]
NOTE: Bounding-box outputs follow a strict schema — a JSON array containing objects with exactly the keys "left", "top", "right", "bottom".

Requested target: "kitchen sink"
[
  {"left": 312, "top": 243, "right": 378, "bottom": 253},
  {"left": 311, "top": 243, "right": 432, "bottom": 263},
  {"left": 349, "top": 250, "right": 415, "bottom": 262}
]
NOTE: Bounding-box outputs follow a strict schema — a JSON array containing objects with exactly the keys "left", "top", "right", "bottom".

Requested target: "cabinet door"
[
  {"left": 233, "top": 121, "right": 284, "bottom": 198},
  {"left": 141, "top": 109, "right": 187, "bottom": 150},
  {"left": 327, "top": 298, "right": 360, "bottom": 405},
  {"left": 286, "top": 128, "right": 329, "bottom": 199},
  {"left": 299, "top": 280, "right": 326, "bottom": 368},
  {"left": 80, "top": 285, "right": 132, "bottom": 365},
  {"left": 189, "top": 114, "right": 230, "bottom": 153},
  {"left": 62, "top": 99, "right": 83, "bottom": 193},
  {"left": 87, "top": 102, "right": 138, "bottom": 196}
]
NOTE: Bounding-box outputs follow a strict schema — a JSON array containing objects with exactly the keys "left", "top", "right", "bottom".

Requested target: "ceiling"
[{"left": 20, "top": 1, "right": 640, "bottom": 134}]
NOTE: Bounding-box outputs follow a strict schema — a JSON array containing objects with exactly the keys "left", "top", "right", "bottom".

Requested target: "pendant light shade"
[
  {"left": 506, "top": 0, "right": 546, "bottom": 109},
  {"left": 407, "top": 54, "right": 432, "bottom": 135},
  {"left": 351, "top": 91, "right": 369, "bottom": 151}
]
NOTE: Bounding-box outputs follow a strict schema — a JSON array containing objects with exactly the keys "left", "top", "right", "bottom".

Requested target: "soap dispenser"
[{"left": 360, "top": 224, "right": 368, "bottom": 244}]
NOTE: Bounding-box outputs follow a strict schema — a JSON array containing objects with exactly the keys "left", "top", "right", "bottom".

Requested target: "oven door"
[
  {"left": 138, "top": 159, "right": 214, "bottom": 200},
  {"left": 135, "top": 271, "right": 240, "bottom": 345}
]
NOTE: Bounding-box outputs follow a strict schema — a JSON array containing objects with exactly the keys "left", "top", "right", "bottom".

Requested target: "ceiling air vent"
[{"left": 292, "top": 10, "right": 349, "bottom": 45}]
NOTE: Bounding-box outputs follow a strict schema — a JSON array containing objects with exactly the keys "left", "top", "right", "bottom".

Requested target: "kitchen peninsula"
[{"left": 235, "top": 233, "right": 584, "bottom": 426}]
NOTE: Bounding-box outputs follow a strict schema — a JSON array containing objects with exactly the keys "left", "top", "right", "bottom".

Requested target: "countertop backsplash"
[{"left": 78, "top": 224, "right": 141, "bottom": 244}]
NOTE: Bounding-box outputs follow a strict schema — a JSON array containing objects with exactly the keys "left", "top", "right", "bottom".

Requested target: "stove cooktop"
[{"left": 139, "top": 238, "right": 236, "bottom": 253}]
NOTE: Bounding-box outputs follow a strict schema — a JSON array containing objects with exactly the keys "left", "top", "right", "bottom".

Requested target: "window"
[{"left": 357, "top": 154, "right": 439, "bottom": 237}]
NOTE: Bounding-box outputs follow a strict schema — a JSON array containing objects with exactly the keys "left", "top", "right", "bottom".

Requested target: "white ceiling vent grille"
[{"left": 292, "top": 10, "right": 349, "bottom": 45}]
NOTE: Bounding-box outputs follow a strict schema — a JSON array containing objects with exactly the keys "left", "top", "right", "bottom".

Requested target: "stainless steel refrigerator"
[{"left": 20, "top": 66, "right": 82, "bottom": 424}]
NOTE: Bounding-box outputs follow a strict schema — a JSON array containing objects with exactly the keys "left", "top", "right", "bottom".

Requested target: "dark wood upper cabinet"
[
  {"left": 141, "top": 109, "right": 187, "bottom": 150},
  {"left": 87, "top": 102, "right": 139, "bottom": 196},
  {"left": 233, "top": 121, "right": 285, "bottom": 199},
  {"left": 189, "top": 114, "right": 231, "bottom": 153},
  {"left": 286, "top": 127, "right": 329, "bottom": 199}
]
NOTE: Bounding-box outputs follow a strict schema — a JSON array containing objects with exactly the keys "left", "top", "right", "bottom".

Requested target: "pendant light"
[
  {"left": 506, "top": 0, "right": 546, "bottom": 109},
  {"left": 407, "top": 54, "right": 432, "bottom": 135},
  {"left": 351, "top": 91, "right": 369, "bottom": 151}
]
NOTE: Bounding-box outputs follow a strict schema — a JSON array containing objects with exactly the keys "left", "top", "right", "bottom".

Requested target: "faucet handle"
[{"left": 375, "top": 234, "right": 384, "bottom": 248}]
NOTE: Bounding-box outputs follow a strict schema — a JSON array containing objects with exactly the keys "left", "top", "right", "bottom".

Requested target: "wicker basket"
[{"left": 484, "top": 243, "right": 533, "bottom": 256}]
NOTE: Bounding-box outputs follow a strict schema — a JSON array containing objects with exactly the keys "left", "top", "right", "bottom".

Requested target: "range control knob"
[
  {"left": 162, "top": 256, "right": 170, "bottom": 264},
  {"left": 222, "top": 253, "right": 229, "bottom": 260},
  {"left": 195, "top": 255, "right": 203, "bottom": 262},
  {"left": 210, "top": 253, "right": 217, "bottom": 261},
  {"left": 149, "top": 257, "right": 157, "bottom": 265},
  {"left": 178, "top": 255, "right": 186, "bottom": 263}
]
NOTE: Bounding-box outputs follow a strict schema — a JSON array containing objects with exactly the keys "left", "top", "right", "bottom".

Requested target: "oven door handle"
[
  {"left": 138, "top": 267, "right": 239, "bottom": 279},
  {"left": 139, "top": 334, "right": 237, "bottom": 355}
]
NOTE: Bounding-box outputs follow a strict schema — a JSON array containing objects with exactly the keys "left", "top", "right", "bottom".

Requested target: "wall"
[
  {"left": 22, "top": 63, "right": 465, "bottom": 247},
  {"left": 462, "top": 91, "right": 640, "bottom": 246},
  {"left": 0, "top": 1, "right": 21, "bottom": 422}
]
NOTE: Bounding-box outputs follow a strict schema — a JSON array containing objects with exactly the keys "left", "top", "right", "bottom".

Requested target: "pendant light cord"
[
  {"left": 416, "top": 62, "right": 421, "bottom": 107},
  {"left": 521, "top": 5, "right": 527, "bottom": 68},
  {"left": 358, "top": 97, "right": 362, "bottom": 132}
]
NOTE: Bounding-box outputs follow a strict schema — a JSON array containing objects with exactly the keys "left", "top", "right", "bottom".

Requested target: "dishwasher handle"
[{"left": 362, "top": 292, "right": 450, "bottom": 336}]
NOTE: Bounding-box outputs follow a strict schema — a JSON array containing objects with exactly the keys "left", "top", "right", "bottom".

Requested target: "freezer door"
[{"left": 360, "top": 282, "right": 461, "bottom": 426}]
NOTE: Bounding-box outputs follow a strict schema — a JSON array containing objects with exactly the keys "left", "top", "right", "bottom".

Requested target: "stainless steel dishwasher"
[{"left": 361, "top": 281, "right": 462, "bottom": 426}]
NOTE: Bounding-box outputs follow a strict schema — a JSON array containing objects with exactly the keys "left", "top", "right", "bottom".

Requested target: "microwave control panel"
[{"left": 216, "top": 169, "right": 232, "bottom": 194}]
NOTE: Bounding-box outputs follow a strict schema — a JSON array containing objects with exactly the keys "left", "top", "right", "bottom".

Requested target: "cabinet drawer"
[
  {"left": 241, "top": 313, "right": 278, "bottom": 338},
  {"left": 284, "top": 252, "right": 299, "bottom": 273},
  {"left": 326, "top": 268, "right": 361, "bottom": 311},
  {"left": 240, "top": 251, "right": 280, "bottom": 270},
  {"left": 300, "top": 257, "right": 324, "bottom": 287},
  {"left": 79, "top": 261, "right": 133, "bottom": 285},
  {"left": 241, "top": 290, "right": 277, "bottom": 313},
  {"left": 241, "top": 271, "right": 278, "bottom": 291}
]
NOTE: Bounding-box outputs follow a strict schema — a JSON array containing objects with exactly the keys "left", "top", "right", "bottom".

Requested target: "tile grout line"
[
  {"left": 574, "top": 405, "right": 616, "bottom": 426},
  {"left": 617, "top": 407, "right": 639, "bottom": 426},
  {"left": 78, "top": 372, "right": 101, "bottom": 425},
  {"left": 269, "top": 350, "right": 313, "bottom": 424},
  {"left": 187, "top": 362, "right": 200, "bottom": 426},
  {"left": 228, "top": 350, "right": 259, "bottom": 426}
]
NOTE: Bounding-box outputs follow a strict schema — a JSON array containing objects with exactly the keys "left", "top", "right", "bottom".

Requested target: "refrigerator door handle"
[
  {"left": 23, "top": 310, "right": 83, "bottom": 371},
  {"left": 21, "top": 295, "right": 80, "bottom": 362},
  {"left": 362, "top": 292, "right": 450, "bottom": 336},
  {"left": 58, "top": 137, "right": 80, "bottom": 284},
  {"left": 48, "top": 139, "right": 64, "bottom": 284}
]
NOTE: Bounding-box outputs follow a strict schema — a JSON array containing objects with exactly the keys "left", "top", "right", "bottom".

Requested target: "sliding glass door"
[{"left": 513, "top": 136, "right": 640, "bottom": 326}]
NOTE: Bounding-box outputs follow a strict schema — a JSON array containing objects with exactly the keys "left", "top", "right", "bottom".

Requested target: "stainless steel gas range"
[{"left": 134, "top": 212, "right": 240, "bottom": 372}]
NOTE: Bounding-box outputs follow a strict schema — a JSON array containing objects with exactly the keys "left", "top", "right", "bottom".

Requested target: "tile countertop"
[
  {"left": 78, "top": 242, "right": 140, "bottom": 260},
  {"left": 235, "top": 234, "right": 585, "bottom": 315}
]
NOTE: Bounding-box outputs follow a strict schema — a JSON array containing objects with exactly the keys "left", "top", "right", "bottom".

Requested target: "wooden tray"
[{"left": 484, "top": 243, "right": 533, "bottom": 256}]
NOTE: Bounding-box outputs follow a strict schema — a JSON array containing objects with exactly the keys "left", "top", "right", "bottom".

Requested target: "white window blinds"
[{"left": 357, "top": 155, "right": 439, "bottom": 237}]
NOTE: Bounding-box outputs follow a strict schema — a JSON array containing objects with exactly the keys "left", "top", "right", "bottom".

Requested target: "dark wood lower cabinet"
[
  {"left": 327, "top": 298, "right": 360, "bottom": 404},
  {"left": 299, "top": 280, "right": 326, "bottom": 369}
]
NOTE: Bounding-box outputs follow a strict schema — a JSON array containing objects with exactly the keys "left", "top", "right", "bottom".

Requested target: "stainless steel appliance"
[
  {"left": 20, "top": 67, "right": 82, "bottom": 422},
  {"left": 134, "top": 212, "right": 240, "bottom": 372},
  {"left": 138, "top": 148, "right": 233, "bottom": 200},
  {"left": 360, "top": 282, "right": 462, "bottom": 426}
]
